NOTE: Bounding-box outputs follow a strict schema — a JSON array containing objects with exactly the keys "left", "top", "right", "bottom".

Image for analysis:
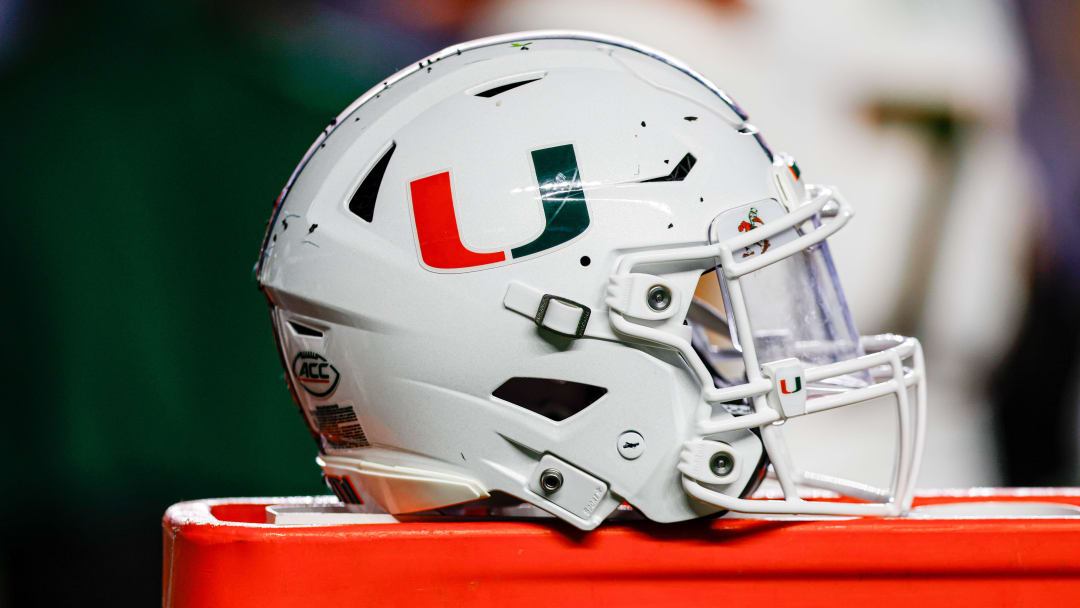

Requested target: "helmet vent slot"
[
  {"left": 473, "top": 77, "right": 543, "bottom": 98},
  {"left": 492, "top": 377, "right": 607, "bottom": 422},
  {"left": 288, "top": 321, "right": 324, "bottom": 338},
  {"left": 348, "top": 142, "right": 396, "bottom": 222}
]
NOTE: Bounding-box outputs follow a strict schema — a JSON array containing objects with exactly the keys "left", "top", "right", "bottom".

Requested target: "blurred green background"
[{"left": 0, "top": 1, "right": 474, "bottom": 603}]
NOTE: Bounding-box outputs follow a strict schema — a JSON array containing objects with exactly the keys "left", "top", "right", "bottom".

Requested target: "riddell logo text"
[{"left": 292, "top": 351, "right": 340, "bottom": 398}]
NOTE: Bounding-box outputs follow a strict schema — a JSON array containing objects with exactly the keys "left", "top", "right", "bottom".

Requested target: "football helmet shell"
[{"left": 256, "top": 31, "right": 927, "bottom": 530}]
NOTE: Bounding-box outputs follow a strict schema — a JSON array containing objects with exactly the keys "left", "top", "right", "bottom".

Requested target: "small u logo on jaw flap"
[{"left": 779, "top": 377, "right": 802, "bottom": 395}]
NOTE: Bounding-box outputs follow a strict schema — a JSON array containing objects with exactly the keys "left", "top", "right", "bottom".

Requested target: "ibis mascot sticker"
[{"left": 737, "top": 207, "right": 771, "bottom": 258}]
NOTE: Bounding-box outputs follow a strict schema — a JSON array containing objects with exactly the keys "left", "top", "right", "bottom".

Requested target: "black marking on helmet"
[
  {"left": 753, "top": 132, "right": 774, "bottom": 162},
  {"left": 639, "top": 153, "right": 696, "bottom": 183},
  {"left": 737, "top": 124, "right": 774, "bottom": 161},
  {"left": 348, "top": 142, "right": 396, "bottom": 223},
  {"left": 474, "top": 77, "right": 543, "bottom": 98}
]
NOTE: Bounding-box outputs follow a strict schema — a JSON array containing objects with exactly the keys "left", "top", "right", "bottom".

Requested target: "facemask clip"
[
  {"left": 678, "top": 439, "right": 742, "bottom": 486},
  {"left": 762, "top": 358, "right": 807, "bottom": 418}
]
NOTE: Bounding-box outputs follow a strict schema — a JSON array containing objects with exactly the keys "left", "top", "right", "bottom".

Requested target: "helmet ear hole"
[{"left": 492, "top": 377, "right": 607, "bottom": 422}]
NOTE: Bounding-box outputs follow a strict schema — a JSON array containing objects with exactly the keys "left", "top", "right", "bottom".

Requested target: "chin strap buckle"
[
  {"left": 504, "top": 281, "right": 591, "bottom": 338},
  {"left": 535, "top": 294, "right": 591, "bottom": 338}
]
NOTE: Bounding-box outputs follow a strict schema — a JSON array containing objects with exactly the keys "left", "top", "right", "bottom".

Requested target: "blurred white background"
[{"left": 469, "top": 0, "right": 1043, "bottom": 488}]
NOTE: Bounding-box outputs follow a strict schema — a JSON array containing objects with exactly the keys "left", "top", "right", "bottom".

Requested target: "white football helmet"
[{"left": 256, "top": 31, "right": 927, "bottom": 530}]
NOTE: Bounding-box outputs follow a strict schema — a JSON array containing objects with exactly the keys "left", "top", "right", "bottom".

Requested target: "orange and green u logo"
[
  {"left": 410, "top": 144, "right": 590, "bottom": 270},
  {"left": 780, "top": 377, "right": 802, "bottom": 394}
]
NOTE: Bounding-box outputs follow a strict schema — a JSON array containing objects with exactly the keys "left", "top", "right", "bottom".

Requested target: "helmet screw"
[
  {"left": 647, "top": 285, "right": 672, "bottom": 311},
  {"left": 539, "top": 468, "right": 564, "bottom": 493},
  {"left": 617, "top": 430, "right": 645, "bottom": 460},
  {"left": 709, "top": 451, "right": 735, "bottom": 478}
]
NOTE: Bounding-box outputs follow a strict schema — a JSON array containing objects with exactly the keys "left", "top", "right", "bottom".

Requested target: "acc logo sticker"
[{"left": 292, "top": 351, "right": 340, "bottom": 398}]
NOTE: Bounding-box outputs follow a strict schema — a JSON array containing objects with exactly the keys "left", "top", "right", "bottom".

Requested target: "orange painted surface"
[{"left": 163, "top": 491, "right": 1080, "bottom": 607}]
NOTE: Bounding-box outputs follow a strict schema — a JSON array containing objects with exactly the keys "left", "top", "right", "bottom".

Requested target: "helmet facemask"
[{"left": 608, "top": 184, "right": 927, "bottom": 516}]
